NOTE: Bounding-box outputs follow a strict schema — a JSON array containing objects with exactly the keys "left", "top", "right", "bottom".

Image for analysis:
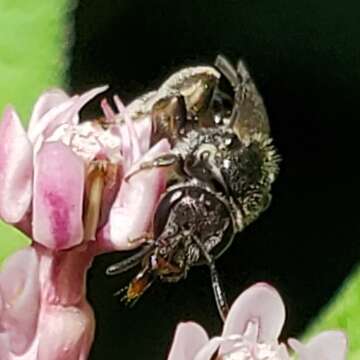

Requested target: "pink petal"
[
  {"left": 167, "top": 322, "right": 209, "bottom": 360},
  {"left": 0, "top": 247, "right": 40, "bottom": 355},
  {"left": 43, "top": 86, "right": 109, "bottom": 138},
  {"left": 27, "top": 98, "right": 75, "bottom": 144},
  {"left": 133, "top": 116, "right": 152, "bottom": 154},
  {"left": 277, "top": 343, "right": 291, "bottom": 360},
  {"left": 37, "top": 302, "right": 94, "bottom": 360},
  {"left": 289, "top": 331, "right": 347, "bottom": 360},
  {"left": 100, "top": 98, "right": 116, "bottom": 120},
  {"left": 0, "top": 289, "right": 3, "bottom": 316},
  {"left": 99, "top": 138, "right": 170, "bottom": 251},
  {"left": 114, "top": 95, "right": 142, "bottom": 162},
  {"left": 0, "top": 107, "right": 33, "bottom": 223},
  {"left": 37, "top": 243, "right": 94, "bottom": 306},
  {"left": 0, "top": 334, "right": 10, "bottom": 360},
  {"left": 194, "top": 338, "right": 224, "bottom": 360},
  {"left": 33, "top": 142, "right": 85, "bottom": 250},
  {"left": 28, "top": 86, "right": 108, "bottom": 144},
  {"left": 28, "top": 89, "right": 70, "bottom": 136},
  {"left": 222, "top": 283, "right": 285, "bottom": 342}
]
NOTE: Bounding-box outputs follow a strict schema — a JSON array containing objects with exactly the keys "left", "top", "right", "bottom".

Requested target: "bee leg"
[
  {"left": 106, "top": 241, "right": 155, "bottom": 275},
  {"left": 193, "top": 236, "right": 229, "bottom": 322},
  {"left": 124, "top": 153, "right": 179, "bottom": 181},
  {"left": 122, "top": 261, "right": 158, "bottom": 306},
  {"left": 127, "top": 232, "right": 153, "bottom": 245},
  {"left": 208, "top": 260, "right": 229, "bottom": 321}
]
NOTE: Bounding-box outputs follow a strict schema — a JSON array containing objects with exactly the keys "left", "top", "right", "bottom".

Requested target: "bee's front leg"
[
  {"left": 193, "top": 235, "right": 229, "bottom": 322},
  {"left": 106, "top": 240, "right": 155, "bottom": 276},
  {"left": 124, "top": 153, "right": 179, "bottom": 181}
]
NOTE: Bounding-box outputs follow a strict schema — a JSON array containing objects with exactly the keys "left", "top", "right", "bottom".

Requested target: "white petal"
[
  {"left": 168, "top": 322, "right": 209, "bottom": 360},
  {"left": 37, "top": 303, "right": 95, "bottom": 360},
  {"left": 28, "top": 88, "right": 70, "bottom": 136},
  {"left": 0, "top": 333, "right": 10, "bottom": 360},
  {"left": 0, "top": 107, "right": 33, "bottom": 223},
  {"left": 222, "top": 283, "right": 285, "bottom": 342},
  {"left": 99, "top": 138, "right": 170, "bottom": 250},
  {"left": 33, "top": 142, "right": 85, "bottom": 250},
  {"left": 28, "top": 86, "right": 108, "bottom": 144},
  {"left": 289, "top": 331, "right": 347, "bottom": 360},
  {"left": 0, "top": 247, "right": 40, "bottom": 354},
  {"left": 194, "top": 337, "right": 223, "bottom": 360}
]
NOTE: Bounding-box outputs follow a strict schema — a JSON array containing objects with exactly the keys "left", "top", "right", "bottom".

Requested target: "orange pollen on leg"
[{"left": 126, "top": 277, "right": 148, "bottom": 300}]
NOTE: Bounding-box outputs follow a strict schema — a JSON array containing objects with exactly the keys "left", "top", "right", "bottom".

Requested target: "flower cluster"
[
  {"left": 168, "top": 283, "right": 347, "bottom": 360},
  {"left": 0, "top": 86, "right": 169, "bottom": 359}
]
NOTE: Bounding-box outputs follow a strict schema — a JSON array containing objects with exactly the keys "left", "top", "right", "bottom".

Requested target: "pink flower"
[
  {"left": 0, "top": 86, "right": 169, "bottom": 251},
  {"left": 0, "top": 246, "right": 94, "bottom": 360},
  {"left": 0, "top": 86, "right": 170, "bottom": 359},
  {"left": 168, "top": 283, "right": 347, "bottom": 360}
]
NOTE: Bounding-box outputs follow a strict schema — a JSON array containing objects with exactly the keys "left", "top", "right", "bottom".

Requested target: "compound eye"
[{"left": 153, "top": 189, "right": 184, "bottom": 238}]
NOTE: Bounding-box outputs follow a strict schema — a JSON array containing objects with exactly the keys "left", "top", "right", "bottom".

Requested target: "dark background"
[{"left": 70, "top": 1, "right": 360, "bottom": 359}]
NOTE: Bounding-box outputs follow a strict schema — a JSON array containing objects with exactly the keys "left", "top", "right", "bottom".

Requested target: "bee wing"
[{"left": 215, "top": 55, "right": 270, "bottom": 139}]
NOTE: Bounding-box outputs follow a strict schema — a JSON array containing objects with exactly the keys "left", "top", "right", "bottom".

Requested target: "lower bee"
[
  {"left": 106, "top": 55, "right": 280, "bottom": 320},
  {"left": 107, "top": 179, "right": 234, "bottom": 320}
]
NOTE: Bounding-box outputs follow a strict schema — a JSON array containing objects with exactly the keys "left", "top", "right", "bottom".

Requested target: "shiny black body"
[{"left": 151, "top": 181, "right": 234, "bottom": 282}]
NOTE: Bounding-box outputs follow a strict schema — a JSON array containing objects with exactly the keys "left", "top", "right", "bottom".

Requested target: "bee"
[
  {"left": 106, "top": 55, "right": 280, "bottom": 320},
  {"left": 107, "top": 179, "right": 234, "bottom": 320}
]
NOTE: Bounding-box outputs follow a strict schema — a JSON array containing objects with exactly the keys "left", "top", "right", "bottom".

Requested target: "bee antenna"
[
  {"left": 106, "top": 244, "right": 155, "bottom": 276},
  {"left": 113, "top": 286, "right": 128, "bottom": 297}
]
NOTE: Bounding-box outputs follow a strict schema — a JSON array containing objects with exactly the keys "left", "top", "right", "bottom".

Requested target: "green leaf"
[
  {"left": 303, "top": 265, "right": 360, "bottom": 359},
  {"left": 0, "top": 0, "right": 70, "bottom": 121},
  {"left": 0, "top": 220, "right": 31, "bottom": 263}
]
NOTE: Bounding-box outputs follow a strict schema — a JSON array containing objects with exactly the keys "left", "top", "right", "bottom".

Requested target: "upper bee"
[{"left": 121, "top": 55, "right": 280, "bottom": 229}]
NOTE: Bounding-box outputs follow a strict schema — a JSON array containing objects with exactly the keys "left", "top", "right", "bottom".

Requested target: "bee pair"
[{"left": 106, "top": 55, "right": 280, "bottom": 321}]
